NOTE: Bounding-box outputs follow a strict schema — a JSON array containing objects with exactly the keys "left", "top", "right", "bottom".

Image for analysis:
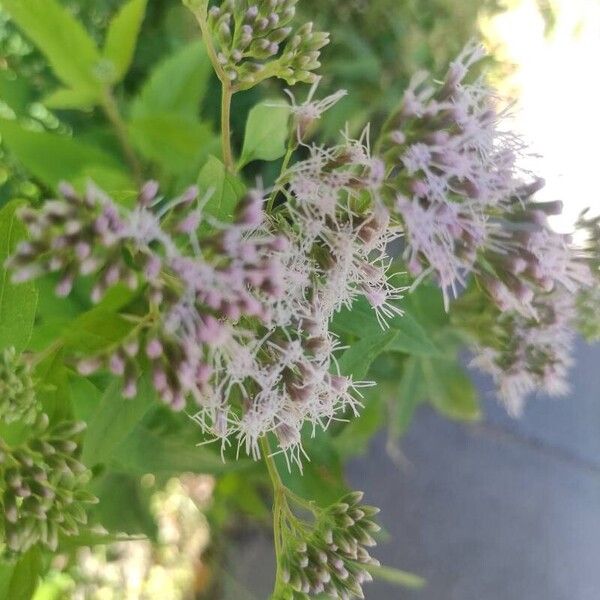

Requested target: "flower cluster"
[
  {"left": 0, "top": 347, "right": 38, "bottom": 425},
  {"left": 275, "top": 492, "right": 380, "bottom": 600},
  {"left": 0, "top": 414, "right": 96, "bottom": 555},
  {"left": 478, "top": 181, "right": 591, "bottom": 317},
  {"left": 373, "top": 42, "right": 595, "bottom": 412},
  {"left": 470, "top": 289, "right": 577, "bottom": 416},
  {"left": 380, "top": 43, "right": 522, "bottom": 307},
  {"left": 467, "top": 181, "right": 592, "bottom": 411},
  {"left": 202, "top": 0, "right": 329, "bottom": 89},
  {"left": 283, "top": 132, "right": 403, "bottom": 326},
  {"left": 220, "top": 132, "right": 404, "bottom": 463},
  {"left": 7, "top": 176, "right": 398, "bottom": 463}
]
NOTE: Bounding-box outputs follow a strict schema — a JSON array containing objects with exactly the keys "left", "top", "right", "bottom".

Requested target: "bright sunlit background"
[{"left": 482, "top": 0, "right": 600, "bottom": 233}]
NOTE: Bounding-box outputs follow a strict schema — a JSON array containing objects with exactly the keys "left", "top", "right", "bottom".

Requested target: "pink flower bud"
[{"left": 146, "top": 339, "right": 163, "bottom": 359}]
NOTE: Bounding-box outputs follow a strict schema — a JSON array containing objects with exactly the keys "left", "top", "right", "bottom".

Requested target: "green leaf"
[
  {"left": 31, "top": 573, "right": 74, "bottom": 600},
  {"left": 0, "top": 72, "right": 33, "bottom": 116},
  {"left": 365, "top": 564, "right": 425, "bottom": 590},
  {"left": 103, "top": 0, "right": 147, "bottom": 84},
  {"left": 42, "top": 87, "right": 98, "bottom": 111},
  {"left": 332, "top": 297, "right": 438, "bottom": 357},
  {"left": 0, "top": 120, "right": 131, "bottom": 191},
  {"left": 0, "top": 201, "right": 38, "bottom": 352},
  {"left": 131, "top": 41, "right": 212, "bottom": 120},
  {"left": 92, "top": 472, "right": 157, "bottom": 538},
  {"left": 62, "top": 310, "right": 134, "bottom": 356},
  {"left": 4, "top": 547, "right": 42, "bottom": 600},
  {"left": 69, "top": 372, "right": 103, "bottom": 423},
  {"left": 402, "top": 282, "right": 449, "bottom": 330},
  {"left": 388, "top": 356, "right": 424, "bottom": 439},
  {"left": 239, "top": 100, "right": 290, "bottom": 167},
  {"left": 111, "top": 424, "right": 252, "bottom": 477},
  {"left": 82, "top": 378, "right": 155, "bottom": 467},
  {"left": 35, "top": 349, "right": 72, "bottom": 422},
  {"left": 129, "top": 114, "right": 216, "bottom": 175},
  {"left": 386, "top": 312, "right": 439, "bottom": 356},
  {"left": 2, "top": 0, "right": 101, "bottom": 93},
  {"left": 420, "top": 357, "right": 481, "bottom": 422},
  {"left": 332, "top": 388, "right": 384, "bottom": 457},
  {"left": 277, "top": 431, "right": 347, "bottom": 507},
  {"left": 60, "top": 283, "right": 137, "bottom": 355},
  {"left": 337, "top": 331, "right": 398, "bottom": 380},
  {"left": 27, "top": 276, "right": 84, "bottom": 352},
  {"left": 197, "top": 155, "right": 245, "bottom": 224}
]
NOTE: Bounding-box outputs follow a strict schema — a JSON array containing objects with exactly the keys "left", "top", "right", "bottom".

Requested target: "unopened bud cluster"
[
  {"left": 0, "top": 347, "right": 38, "bottom": 425},
  {"left": 0, "top": 414, "right": 97, "bottom": 554},
  {"left": 276, "top": 492, "right": 380, "bottom": 599},
  {"left": 205, "top": 0, "right": 329, "bottom": 89}
]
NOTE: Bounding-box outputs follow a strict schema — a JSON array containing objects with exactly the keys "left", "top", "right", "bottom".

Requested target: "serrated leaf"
[
  {"left": 0, "top": 120, "right": 131, "bottom": 191},
  {"left": 197, "top": 155, "right": 245, "bottom": 223},
  {"left": 131, "top": 41, "right": 211, "bottom": 120},
  {"left": 2, "top": 0, "right": 101, "bottom": 93},
  {"left": 239, "top": 100, "right": 290, "bottom": 167},
  {"left": 0, "top": 200, "right": 38, "bottom": 352},
  {"left": 103, "top": 0, "right": 147, "bottom": 83},
  {"left": 420, "top": 357, "right": 481, "bottom": 422},
  {"left": 337, "top": 331, "right": 398, "bottom": 380}
]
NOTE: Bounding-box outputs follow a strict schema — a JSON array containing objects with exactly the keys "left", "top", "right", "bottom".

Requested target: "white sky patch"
[{"left": 482, "top": 0, "right": 600, "bottom": 234}]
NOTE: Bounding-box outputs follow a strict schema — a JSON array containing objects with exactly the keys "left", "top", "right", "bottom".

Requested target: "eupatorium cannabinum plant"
[{"left": 0, "top": 0, "right": 597, "bottom": 597}]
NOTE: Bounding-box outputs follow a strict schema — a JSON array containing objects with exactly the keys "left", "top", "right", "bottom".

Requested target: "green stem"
[
  {"left": 261, "top": 436, "right": 286, "bottom": 597},
  {"left": 261, "top": 435, "right": 283, "bottom": 489},
  {"left": 192, "top": 7, "right": 236, "bottom": 172},
  {"left": 267, "top": 142, "right": 295, "bottom": 213},
  {"left": 101, "top": 89, "right": 142, "bottom": 186},
  {"left": 220, "top": 84, "right": 235, "bottom": 172}
]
